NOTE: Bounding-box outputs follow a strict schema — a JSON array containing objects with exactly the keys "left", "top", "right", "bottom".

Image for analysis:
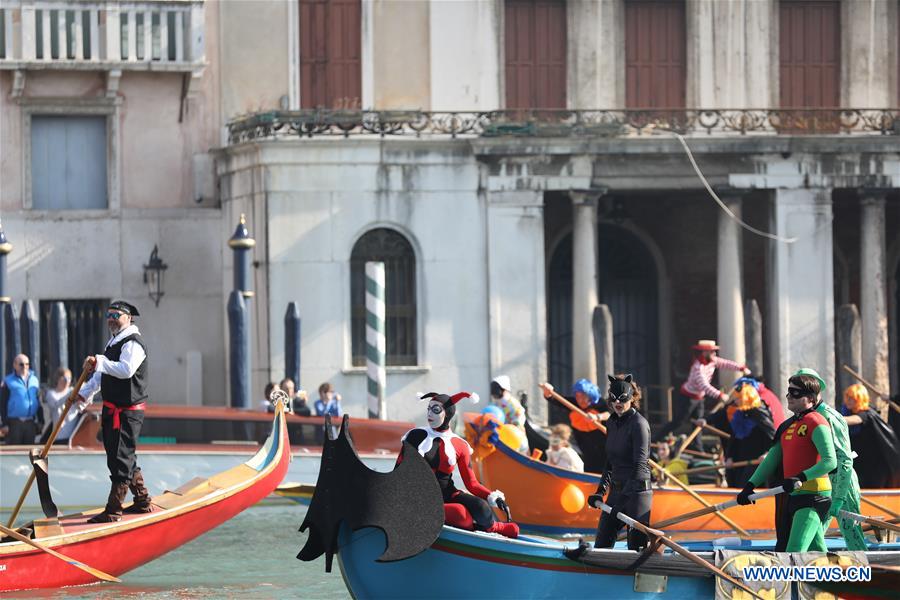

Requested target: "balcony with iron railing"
[
  {"left": 226, "top": 108, "right": 900, "bottom": 144},
  {"left": 0, "top": 0, "right": 204, "bottom": 71}
]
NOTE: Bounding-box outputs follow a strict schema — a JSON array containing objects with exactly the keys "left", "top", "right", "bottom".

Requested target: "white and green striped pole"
[{"left": 365, "top": 261, "right": 387, "bottom": 419}]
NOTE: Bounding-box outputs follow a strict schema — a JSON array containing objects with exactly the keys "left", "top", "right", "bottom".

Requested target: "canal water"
[{"left": 4, "top": 502, "right": 348, "bottom": 599}]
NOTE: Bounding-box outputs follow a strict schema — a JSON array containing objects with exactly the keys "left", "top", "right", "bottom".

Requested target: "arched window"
[{"left": 350, "top": 228, "right": 417, "bottom": 366}]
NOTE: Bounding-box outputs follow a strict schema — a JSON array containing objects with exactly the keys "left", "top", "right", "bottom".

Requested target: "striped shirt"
[{"left": 680, "top": 356, "right": 745, "bottom": 399}]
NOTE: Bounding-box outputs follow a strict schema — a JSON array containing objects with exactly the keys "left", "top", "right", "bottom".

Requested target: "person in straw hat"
[{"left": 655, "top": 339, "right": 750, "bottom": 452}]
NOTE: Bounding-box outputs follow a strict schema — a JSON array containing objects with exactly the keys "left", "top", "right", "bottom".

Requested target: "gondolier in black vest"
[{"left": 76, "top": 300, "right": 153, "bottom": 523}]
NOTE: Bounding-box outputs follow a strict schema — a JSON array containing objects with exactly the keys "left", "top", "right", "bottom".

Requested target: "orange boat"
[{"left": 464, "top": 413, "right": 900, "bottom": 536}]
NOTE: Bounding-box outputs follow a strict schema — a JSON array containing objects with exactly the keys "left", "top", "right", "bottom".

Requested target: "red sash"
[{"left": 103, "top": 401, "right": 146, "bottom": 430}]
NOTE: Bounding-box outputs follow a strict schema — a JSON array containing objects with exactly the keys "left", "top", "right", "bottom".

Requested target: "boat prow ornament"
[
  {"left": 297, "top": 414, "right": 443, "bottom": 572},
  {"left": 270, "top": 389, "right": 291, "bottom": 412}
]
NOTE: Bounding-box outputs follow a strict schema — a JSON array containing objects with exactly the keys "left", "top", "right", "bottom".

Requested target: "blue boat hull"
[{"left": 337, "top": 525, "right": 713, "bottom": 599}]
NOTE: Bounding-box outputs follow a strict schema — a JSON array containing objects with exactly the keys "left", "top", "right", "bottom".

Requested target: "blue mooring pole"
[
  {"left": 20, "top": 300, "right": 39, "bottom": 380},
  {"left": 228, "top": 290, "right": 251, "bottom": 409},
  {"left": 284, "top": 302, "right": 301, "bottom": 386}
]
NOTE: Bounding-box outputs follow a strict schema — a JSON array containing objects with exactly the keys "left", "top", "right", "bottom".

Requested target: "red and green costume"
[{"left": 746, "top": 408, "right": 837, "bottom": 552}]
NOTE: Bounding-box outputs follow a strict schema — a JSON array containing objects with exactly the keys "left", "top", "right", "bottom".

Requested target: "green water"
[{"left": 3, "top": 502, "right": 349, "bottom": 599}]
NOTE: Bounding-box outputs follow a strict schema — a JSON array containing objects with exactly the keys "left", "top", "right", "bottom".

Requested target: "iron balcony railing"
[
  {"left": 0, "top": 0, "right": 204, "bottom": 70},
  {"left": 227, "top": 108, "right": 900, "bottom": 143}
]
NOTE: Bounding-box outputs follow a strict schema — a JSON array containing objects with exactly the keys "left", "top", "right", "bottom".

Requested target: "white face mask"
[{"left": 427, "top": 401, "right": 445, "bottom": 429}]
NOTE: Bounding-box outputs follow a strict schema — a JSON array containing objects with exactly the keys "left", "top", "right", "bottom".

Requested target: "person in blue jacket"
[
  {"left": 315, "top": 382, "right": 343, "bottom": 417},
  {"left": 0, "top": 354, "right": 41, "bottom": 444}
]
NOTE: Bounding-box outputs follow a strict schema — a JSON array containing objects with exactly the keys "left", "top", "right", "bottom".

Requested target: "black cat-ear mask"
[{"left": 607, "top": 374, "right": 634, "bottom": 402}]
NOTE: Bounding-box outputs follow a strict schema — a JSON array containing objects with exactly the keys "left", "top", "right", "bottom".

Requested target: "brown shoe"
[
  {"left": 88, "top": 481, "right": 129, "bottom": 523},
  {"left": 123, "top": 468, "right": 155, "bottom": 514}
]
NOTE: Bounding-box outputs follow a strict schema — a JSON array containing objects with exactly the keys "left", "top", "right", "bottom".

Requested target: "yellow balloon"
[
  {"left": 560, "top": 484, "right": 585, "bottom": 514},
  {"left": 497, "top": 424, "right": 526, "bottom": 450}
]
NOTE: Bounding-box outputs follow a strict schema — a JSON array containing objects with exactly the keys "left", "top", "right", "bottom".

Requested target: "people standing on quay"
[
  {"left": 0, "top": 354, "right": 41, "bottom": 444},
  {"left": 588, "top": 374, "right": 653, "bottom": 550},
  {"left": 77, "top": 301, "right": 154, "bottom": 523},
  {"left": 656, "top": 339, "right": 750, "bottom": 451},
  {"left": 280, "top": 377, "right": 311, "bottom": 416},
  {"left": 315, "top": 382, "right": 342, "bottom": 417}
]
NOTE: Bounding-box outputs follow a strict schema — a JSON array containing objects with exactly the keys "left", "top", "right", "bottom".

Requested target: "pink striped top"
[{"left": 680, "top": 356, "right": 745, "bottom": 399}]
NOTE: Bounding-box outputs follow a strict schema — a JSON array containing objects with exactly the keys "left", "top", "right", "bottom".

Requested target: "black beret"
[{"left": 108, "top": 300, "right": 140, "bottom": 317}]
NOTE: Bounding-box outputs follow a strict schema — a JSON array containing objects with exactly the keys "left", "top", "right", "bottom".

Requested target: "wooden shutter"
[
  {"left": 779, "top": 0, "right": 840, "bottom": 108},
  {"left": 625, "top": 0, "right": 686, "bottom": 109},
  {"left": 299, "top": 0, "right": 361, "bottom": 109},
  {"left": 31, "top": 116, "right": 108, "bottom": 210},
  {"left": 504, "top": 0, "right": 567, "bottom": 110}
]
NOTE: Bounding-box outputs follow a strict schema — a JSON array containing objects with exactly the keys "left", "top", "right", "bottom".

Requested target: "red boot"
[{"left": 486, "top": 521, "right": 520, "bottom": 539}]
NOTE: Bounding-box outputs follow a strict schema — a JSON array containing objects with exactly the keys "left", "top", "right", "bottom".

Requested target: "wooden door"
[
  {"left": 300, "top": 0, "right": 361, "bottom": 109},
  {"left": 505, "top": 0, "right": 567, "bottom": 110},
  {"left": 779, "top": 0, "right": 840, "bottom": 108},
  {"left": 625, "top": 0, "right": 686, "bottom": 109}
]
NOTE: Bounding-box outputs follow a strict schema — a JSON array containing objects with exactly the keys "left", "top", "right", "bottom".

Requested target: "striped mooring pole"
[{"left": 365, "top": 261, "right": 386, "bottom": 420}]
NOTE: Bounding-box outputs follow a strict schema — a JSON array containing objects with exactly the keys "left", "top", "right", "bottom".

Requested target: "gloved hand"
[
  {"left": 736, "top": 482, "right": 756, "bottom": 506},
  {"left": 595, "top": 474, "right": 610, "bottom": 498},
  {"left": 780, "top": 473, "right": 807, "bottom": 493},
  {"left": 587, "top": 494, "right": 604, "bottom": 509},
  {"left": 487, "top": 490, "right": 506, "bottom": 508},
  {"left": 828, "top": 498, "right": 844, "bottom": 519},
  {"left": 608, "top": 505, "right": 624, "bottom": 521}
]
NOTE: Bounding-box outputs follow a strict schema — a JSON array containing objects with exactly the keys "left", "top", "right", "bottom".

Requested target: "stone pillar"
[
  {"left": 487, "top": 190, "right": 548, "bottom": 425},
  {"left": 744, "top": 299, "right": 763, "bottom": 377},
  {"left": 767, "top": 188, "right": 836, "bottom": 404},
  {"left": 835, "top": 304, "right": 862, "bottom": 401},
  {"left": 717, "top": 193, "right": 746, "bottom": 387},
  {"left": 860, "top": 194, "right": 890, "bottom": 396},
  {"left": 592, "top": 304, "right": 614, "bottom": 387},
  {"left": 571, "top": 191, "right": 600, "bottom": 384},
  {"left": 567, "top": 0, "right": 624, "bottom": 108}
]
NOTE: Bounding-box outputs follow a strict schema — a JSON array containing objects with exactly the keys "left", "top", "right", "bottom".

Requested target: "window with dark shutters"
[
  {"left": 625, "top": 0, "right": 686, "bottom": 109},
  {"left": 504, "top": 0, "right": 567, "bottom": 110},
  {"left": 350, "top": 229, "right": 417, "bottom": 367},
  {"left": 779, "top": 0, "right": 840, "bottom": 108},
  {"left": 299, "top": 0, "right": 362, "bottom": 109},
  {"left": 39, "top": 299, "right": 109, "bottom": 384}
]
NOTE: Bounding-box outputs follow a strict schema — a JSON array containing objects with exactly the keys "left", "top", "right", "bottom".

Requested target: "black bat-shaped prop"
[{"left": 297, "top": 415, "right": 444, "bottom": 572}]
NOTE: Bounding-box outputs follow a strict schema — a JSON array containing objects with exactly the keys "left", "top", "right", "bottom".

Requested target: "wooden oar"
[
  {"left": 649, "top": 458, "right": 751, "bottom": 538},
  {"left": 540, "top": 384, "right": 607, "bottom": 434},
  {"left": 682, "top": 458, "right": 761, "bottom": 476},
  {"left": 692, "top": 420, "right": 731, "bottom": 440},
  {"left": 675, "top": 425, "right": 703, "bottom": 457},
  {"left": 839, "top": 510, "right": 900, "bottom": 535},
  {"left": 682, "top": 448, "right": 718, "bottom": 460},
  {"left": 860, "top": 496, "right": 900, "bottom": 520},
  {"left": 0, "top": 522, "right": 120, "bottom": 583},
  {"left": 593, "top": 500, "right": 764, "bottom": 600},
  {"left": 7, "top": 368, "right": 92, "bottom": 528},
  {"left": 842, "top": 365, "right": 900, "bottom": 414},
  {"left": 648, "top": 485, "right": 788, "bottom": 530}
]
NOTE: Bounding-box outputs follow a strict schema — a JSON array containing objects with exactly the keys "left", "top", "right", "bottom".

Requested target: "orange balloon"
[{"left": 560, "top": 484, "right": 585, "bottom": 514}]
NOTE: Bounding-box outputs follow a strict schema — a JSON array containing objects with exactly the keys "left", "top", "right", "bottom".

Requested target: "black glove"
[
  {"left": 596, "top": 475, "right": 610, "bottom": 498},
  {"left": 780, "top": 472, "right": 806, "bottom": 493},
  {"left": 608, "top": 505, "right": 624, "bottom": 521},
  {"left": 587, "top": 494, "right": 603, "bottom": 509},
  {"left": 736, "top": 482, "right": 756, "bottom": 506}
]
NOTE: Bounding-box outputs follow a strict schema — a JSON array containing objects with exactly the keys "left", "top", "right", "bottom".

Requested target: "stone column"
[
  {"left": 767, "top": 188, "right": 836, "bottom": 404},
  {"left": 571, "top": 191, "right": 600, "bottom": 384},
  {"left": 717, "top": 192, "right": 746, "bottom": 387},
  {"left": 835, "top": 304, "right": 862, "bottom": 399},
  {"left": 860, "top": 194, "right": 890, "bottom": 396}
]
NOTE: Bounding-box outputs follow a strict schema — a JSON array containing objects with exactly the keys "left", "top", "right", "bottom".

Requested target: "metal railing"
[
  {"left": 226, "top": 108, "right": 900, "bottom": 143},
  {"left": 0, "top": 0, "right": 204, "bottom": 68}
]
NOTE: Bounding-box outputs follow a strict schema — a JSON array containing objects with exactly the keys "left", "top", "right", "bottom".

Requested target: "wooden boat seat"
[{"left": 32, "top": 518, "right": 64, "bottom": 539}]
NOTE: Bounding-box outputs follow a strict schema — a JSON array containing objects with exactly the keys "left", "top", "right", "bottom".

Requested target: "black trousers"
[
  {"left": 594, "top": 484, "right": 653, "bottom": 550},
  {"left": 655, "top": 395, "right": 705, "bottom": 452},
  {"left": 101, "top": 408, "right": 144, "bottom": 484},
  {"left": 446, "top": 490, "right": 496, "bottom": 530},
  {"left": 6, "top": 419, "right": 38, "bottom": 445}
]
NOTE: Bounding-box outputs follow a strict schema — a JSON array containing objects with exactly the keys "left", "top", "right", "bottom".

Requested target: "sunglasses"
[
  {"left": 427, "top": 404, "right": 444, "bottom": 415},
  {"left": 786, "top": 387, "right": 810, "bottom": 399},
  {"left": 106, "top": 311, "right": 125, "bottom": 319}
]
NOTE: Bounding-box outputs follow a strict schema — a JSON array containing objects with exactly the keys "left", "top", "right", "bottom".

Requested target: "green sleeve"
[
  {"left": 749, "top": 441, "right": 782, "bottom": 487},
  {"left": 804, "top": 425, "right": 837, "bottom": 481}
]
